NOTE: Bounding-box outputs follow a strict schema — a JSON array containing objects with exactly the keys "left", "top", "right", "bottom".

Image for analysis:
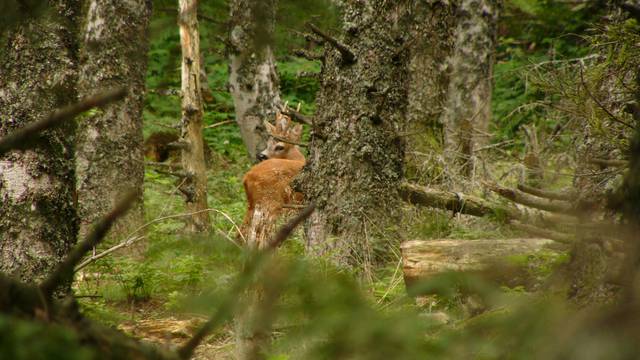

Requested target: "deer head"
[{"left": 257, "top": 112, "right": 304, "bottom": 162}]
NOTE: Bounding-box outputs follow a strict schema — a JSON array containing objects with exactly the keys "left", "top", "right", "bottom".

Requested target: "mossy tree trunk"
[
  {"left": 442, "top": 0, "right": 500, "bottom": 184},
  {"left": 228, "top": 0, "right": 282, "bottom": 162},
  {"left": 179, "top": 0, "right": 211, "bottom": 233},
  {"left": 76, "top": 0, "right": 152, "bottom": 240},
  {"left": 0, "top": 1, "right": 79, "bottom": 284},
  {"left": 405, "top": 1, "right": 457, "bottom": 184},
  {"left": 297, "top": 1, "right": 411, "bottom": 270}
]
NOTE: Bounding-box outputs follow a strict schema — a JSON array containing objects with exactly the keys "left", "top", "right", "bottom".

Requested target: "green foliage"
[
  {"left": 76, "top": 2, "right": 636, "bottom": 359},
  {"left": 491, "top": 0, "right": 607, "bottom": 145},
  {"left": 0, "top": 315, "right": 94, "bottom": 360}
]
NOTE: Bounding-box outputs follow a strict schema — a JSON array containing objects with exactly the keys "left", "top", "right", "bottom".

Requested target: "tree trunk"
[
  {"left": 442, "top": 0, "right": 500, "bottom": 184},
  {"left": 76, "top": 0, "right": 152, "bottom": 240},
  {"left": 228, "top": 0, "right": 282, "bottom": 162},
  {"left": 297, "top": 1, "right": 411, "bottom": 270},
  {"left": 405, "top": 2, "right": 457, "bottom": 183},
  {"left": 0, "top": 1, "right": 79, "bottom": 284},
  {"left": 179, "top": 0, "right": 211, "bottom": 233}
]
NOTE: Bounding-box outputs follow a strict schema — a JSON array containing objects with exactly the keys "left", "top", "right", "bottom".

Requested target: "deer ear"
[
  {"left": 290, "top": 124, "right": 303, "bottom": 141},
  {"left": 265, "top": 122, "right": 276, "bottom": 134}
]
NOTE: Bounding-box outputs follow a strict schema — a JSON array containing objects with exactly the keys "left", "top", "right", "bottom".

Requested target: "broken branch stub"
[{"left": 307, "top": 22, "right": 356, "bottom": 63}]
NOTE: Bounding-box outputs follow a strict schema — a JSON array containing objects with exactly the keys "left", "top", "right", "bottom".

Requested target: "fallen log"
[
  {"left": 400, "top": 238, "right": 554, "bottom": 287},
  {"left": 400, "top": 182, "right": 575, "bottom": 226},
  {"left": 400, "top": 182, "right": 508, "bottom": 218}
]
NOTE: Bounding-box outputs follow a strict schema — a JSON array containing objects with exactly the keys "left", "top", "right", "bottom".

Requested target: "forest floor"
[{"left": 74, "top": 148, "right": 567, "bottom": 359}]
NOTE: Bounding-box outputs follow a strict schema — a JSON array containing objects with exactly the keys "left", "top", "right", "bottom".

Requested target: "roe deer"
[{"left": 240, "top": 112, "right": 305, "bottom": 248}]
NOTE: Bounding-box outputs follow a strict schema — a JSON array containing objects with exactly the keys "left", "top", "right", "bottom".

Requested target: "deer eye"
[{"left": 275, "top": 145, "right": 285, "bottom": 151}]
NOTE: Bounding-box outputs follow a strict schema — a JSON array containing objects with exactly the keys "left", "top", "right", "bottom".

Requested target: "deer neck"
[{"left": 289, "top": 146, "right": 306, "bottom": 163}]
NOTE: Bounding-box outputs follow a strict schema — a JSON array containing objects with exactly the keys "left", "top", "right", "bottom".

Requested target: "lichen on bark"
[
  {"left": 297, "top": 1, "right": 412, "bottom": 271},
  {"left": 404, "top": 1, "right": 457, "bottom": 184},
  {"left": 76, "top": 0, "right": 152, "bottom": 241},
  {"left": 442, "top": 0, "right": 500, "bottom": 184},
  {"left": 0, "top": 0, "right": 79, "bottom": 284}
]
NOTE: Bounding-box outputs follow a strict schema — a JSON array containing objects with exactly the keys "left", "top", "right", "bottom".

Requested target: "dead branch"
[
  {"left": 307, "top": 23, "right": 356, "bottom": 63},
  {"left": 204, "top": 120, "right": 234, "bottom": 129},
  {"left": 178, "top": 203, "right": 315, "bottom": 359},
  {"left": 579, "top": 64, "right": 635, "bottom": 130},
  {"left": 270, "top": 134, "right": 308, "bottom": 148},
  {"left": 517, "top": 184, "right": 577, "bottom": 202},
  {"left": 588, "top": 158, "right": 629, "bottom": 168},
  {"left": 510, "top": 221, "right": 574, "bottom": 244},
  {"left": 401, "top": 182, "right": 576, "bottom": 227},
  {"left": 296, "top": 71, "right": 321, "bottom": 80},
  {"left": 74, "top": 235, "right": 145, "bottom": 272},
  {"left": 167, "top": 140, "right": 191, "bottom": 151},
  {"left": 39, "top": 190, "right": 138, "bottom": 299},
  {"left": 280, "top": 107, "right": 313, "bottom": 126},
  {"left": 269, "top": 203, "right": 315, "bottom": 249},
  {"left": 282, "top": 204, "right": 307, "bottom": 209},
  {"left": 400, "top": 182, "right": 508, "bottom": 218},
  {"left": 485, "top": 182, "right": 575, "bottom": 215},
  {"left": 146, "top": 161, "right": 183, "bottom": 169},
  {"left": 0, "top": 87, "right": 126, "bottom": 155},
  {"left": 293, "top": 48, "right": 323, "bottom": 61}
]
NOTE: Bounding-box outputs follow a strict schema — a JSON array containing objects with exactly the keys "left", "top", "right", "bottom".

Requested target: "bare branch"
[
  {"left": 178, "top": 204, "right": 314, "bottom": 359},
  {"left": 269, "top": 203, "right": 315, "bottom": 249},
  {"left": 282, "top": 204, "right": 307, "bottom": 209},
  {"left": 270, "top": 134, "right": 308, "bottom": 148},
  {"left": 167, "top": 140, "right": 191, "bottom": 151},
  {"left": 279, "top": 107, "right": 313, "bottom": 126},
  {"left": 0, "top": 88, "right": 127, "bottom": 155},
  {"left": 517, "top": 184, "right": 577, "bottom": 202},
  {"left": 145, "top": 161, "right": 183, "bottom": 169},
  {"left": 510, "top": 221, "right": 574, "bottom": 244},
  {"left": 307, "top": 23, "right": 356, "bottom": 63},
  {"left": 485, "top": 182, "right": 576, "bottom": 215},
  {"left": 39, "top": 190, "right": 138, "bottom": 298},
  {"left": 74, "top": 235, "right": 144, "bottom": 272},
  {"left": 204, "top": 120, "right": 234, "bottom": 129},
  {"left": 588, "top": 158, "right": 629, "bottom": 168},
  {"left": 579, "top": 64, "right": 635, "bottom": 130},
  {"left": 293, "top": 48, "right": 323, "bottom": 61}
]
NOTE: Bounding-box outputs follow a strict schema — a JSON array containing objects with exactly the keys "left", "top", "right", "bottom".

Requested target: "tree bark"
[
  {"left": 297, "top": 1, "right": 411, "bottom": 269},
  {"left": 179, "top": 0, "right": 211, "bottom": 233},
  {"left": 442, "top": 0, "right": 500, "bottom": 183},
  {"left": 76, "top": 0, "right": 152, "bottom": 240},
  {"left": 405, "top": 1, "right": 457, "bottom": 183},
  {"left": 228, "top": 0, "right": 282, "bottom": 162},
  {"left": 0, "top": 1, "right": 79, "bottom": 284}
]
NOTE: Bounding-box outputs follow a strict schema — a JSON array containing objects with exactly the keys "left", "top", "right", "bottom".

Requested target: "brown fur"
[{"left": 240, "top": 113, "right": 306, "bottom": 248}]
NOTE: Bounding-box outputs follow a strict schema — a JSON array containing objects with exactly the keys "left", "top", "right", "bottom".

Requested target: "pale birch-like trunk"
[
  {"left": 0, "top": 0, "right": 79, "bottom": 284},
  {"left": 228, "top": 0, "right": 282, "bottom": 161},
  {"left": 179, "top": 0, "right": 210, "bottom": 233},
  {"left": 76, "top": 0, "right": 152, "bottom": 240},
  {"left": 442, "top": 0, "right": 499, "bottom": 184}
]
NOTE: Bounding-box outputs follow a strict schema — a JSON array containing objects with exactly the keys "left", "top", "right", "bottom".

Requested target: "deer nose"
[{"left": 257, "top": 153, "right": 268, "bottom": 162}]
